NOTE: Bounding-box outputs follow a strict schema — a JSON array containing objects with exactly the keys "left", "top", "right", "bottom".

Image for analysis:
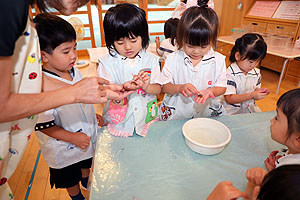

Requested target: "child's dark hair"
[
  {"left": 33, "top": 13, "right": 76, "bottom": 54},
  {"left": 229, "top": 33, "right": 267, "bottom": 63},
  {"left": 164, "top": 18, "right": 179, "bottom": 46},
  {"left": 257, "top": 165, "right": 300, "bottom": 200},
  {"left": 276, "top": 88, "right": 300, "bottom": 137},
  {"left": 177, "top": 0, "right": 219, "bottom": 49},
  {"left": 103, "top": 3, "right": 149, "bottom": 56}
]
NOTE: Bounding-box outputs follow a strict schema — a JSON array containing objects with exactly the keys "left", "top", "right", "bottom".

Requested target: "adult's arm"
[{"left": 0, "top": 56, "right": 109, "bottom": 122}]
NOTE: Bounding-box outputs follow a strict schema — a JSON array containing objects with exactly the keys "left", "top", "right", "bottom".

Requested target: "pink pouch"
[{"left": 108, "top": 98, "right": 128, "bottom": 125}]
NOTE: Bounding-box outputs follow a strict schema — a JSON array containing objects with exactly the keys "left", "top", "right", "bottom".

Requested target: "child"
[
  {"left": 207, "top": 165, "right": 300, "bottom": 200},
  {"left": 97, "top": 3, "right": 162, "bottom": 137},
  {"left": 159, "top": 0, "right": 227, "bottom": 121},
  {"left": 243, "top": 88, "right": 300, "bottom": 198},
  {"left": 223, "top": 33, "right": 270, "bottom": 115},
  {"left": 264, "top": 88, "right": 300, "bottom": 170},
  {"left": 155, "top": 18, "right": 179, "bottom": 59},
  {"left": 33, "top": 13, "right": 100, "bottom": 200}
]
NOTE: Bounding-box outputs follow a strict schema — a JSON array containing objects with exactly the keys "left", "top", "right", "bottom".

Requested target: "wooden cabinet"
[{"left": 242, "top": 0, "right": 300, "bottom": 83}]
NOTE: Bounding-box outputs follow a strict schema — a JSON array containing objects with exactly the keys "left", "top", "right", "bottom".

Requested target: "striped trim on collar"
[
  {"left": 229, "top": 62, "right": 259, "bottom": 77},
  {"left": 42, "top": 67, "right": 75, "bottom": 78},
  {"left": 120, "top": 52, "right": 142, "bottom": 61}
]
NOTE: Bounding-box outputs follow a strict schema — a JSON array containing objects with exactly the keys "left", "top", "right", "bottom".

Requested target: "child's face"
[
  {"left": 114, "top": 36, "right": 142, "bottom": 59},
  {"left": 42, "top": 41, "right": 77, "bottom": 72},
  {"left": 182, "top": 43, "right": 211, "bottom": 62},
  {"left": 270, "top": 107, "right": 289, "bottom": 145},
  {"left": 235, "top": 52, "right": 260, "bottom": 74}
]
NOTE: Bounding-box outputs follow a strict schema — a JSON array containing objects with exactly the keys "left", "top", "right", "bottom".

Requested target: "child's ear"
[
  {"left": 293, "top": 134, "right": 300, "bottom": 148},
  {"left": 235, "top": 52, "right": 241, "bottom": 61},
  {"left": 41, "top": 51, "right": 49, "bottom": 63}
]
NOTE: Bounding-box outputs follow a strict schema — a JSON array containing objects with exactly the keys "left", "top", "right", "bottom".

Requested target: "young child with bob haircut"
[
  {"left": 223, "top": 33, "right": 270, "bottom": 115},
  {"left": 98, "top": 3, "right": 162, "bottom": 137},
  {"left": 155, "top": 18, "right": 179, "bottom": 59},
  {"left": 159, "top": 0, "right": 227, "bottom": 121}
]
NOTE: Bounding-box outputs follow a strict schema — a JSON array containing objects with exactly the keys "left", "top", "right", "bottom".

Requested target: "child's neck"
[
  {"left": 43, "top": 65, "right": 73, "bottom": 81},
  {"left": 191, "top": 56, "right": 203, "bottom": 67}
]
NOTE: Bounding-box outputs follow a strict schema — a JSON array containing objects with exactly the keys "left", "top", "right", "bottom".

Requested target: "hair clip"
[{"left": 197, "top": 0, "right": 209, "bottom": 8}]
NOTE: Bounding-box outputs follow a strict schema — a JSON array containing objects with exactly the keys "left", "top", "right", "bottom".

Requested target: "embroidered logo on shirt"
[
  {"left": 160, "top": 103, "right": 176, "bottom": 121},
  {"left": 208, "top": 81, "right": 212, "bottom": 85}
]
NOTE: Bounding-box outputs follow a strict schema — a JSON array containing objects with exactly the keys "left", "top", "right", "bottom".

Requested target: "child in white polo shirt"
[
  {"left": 97, "top": 3, "right": 161, "bottom": 137},
  {"left": 223, "top": 33, "right": 270, "bottom": 115},
  {"left": 159, "top": 0, "right": 227, "bottom": 121}
]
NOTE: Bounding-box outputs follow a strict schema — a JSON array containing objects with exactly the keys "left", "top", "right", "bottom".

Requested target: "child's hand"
[
  {"left": 104, "top": 83, "right": 135, "bottom": 100},
  {"left": 133, "top": 71, "right": 150, "bottom": 91},
  {"left": 155, "top": 36, "right": 160, "bottom": 47},
  {"left": 70, "top": 132, "right": 90, "bottom": 149},
  {"left": 207, "top": 181, "right": 249, "bottom": 200},
  {"left": 257, "top": 88, "right": 271, "bottom": 95},
  {"left": 96, "top": 113, "right": 107, "bottom": 127},
  {"left": 252, "top": 88, "right": 269, "bottom": 100},
  {"left": 123, "top": 80, "right": 140, "bottom": 91},
  {"left": 179, "top": 83, "right": 198, "bottom": 97},
  {"left": 246, "top": 167, "right": 267, "bottom": 186},
  {"left": 194, "top": 89, "right": 215, "bottom": 105},
  {"left": 264, "top": 150, "right": 282, "bottom": 171}
]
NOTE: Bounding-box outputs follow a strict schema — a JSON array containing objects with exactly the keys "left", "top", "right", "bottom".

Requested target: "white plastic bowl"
[{"left": 182, "top": 118, "right": 231, "bottom": 155}]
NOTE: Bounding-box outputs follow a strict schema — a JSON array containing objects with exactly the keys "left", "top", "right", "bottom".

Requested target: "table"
[
  {"left": 218, "top": 35, "right": 300, "bottom": 94},
  {"left": 89, "top": 111, "right": 284, "bottom": 200}
]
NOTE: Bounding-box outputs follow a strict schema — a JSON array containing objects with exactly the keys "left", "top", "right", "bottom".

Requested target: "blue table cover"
[{"left": 90, "top": 111, "right": 283, "bottom": 200}]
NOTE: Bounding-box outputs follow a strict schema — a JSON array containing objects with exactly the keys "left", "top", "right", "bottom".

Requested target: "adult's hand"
[{"left": 71, "top": 77, "right": 109, "bottom": 104}]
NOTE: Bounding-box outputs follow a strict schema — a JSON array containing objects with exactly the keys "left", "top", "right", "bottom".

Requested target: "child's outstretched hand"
[
  {"left": 132, "top": 71, "right": 150, "bottom": 91},
  {"left": 252, "top": 88, "right": 270, "bottom": 100},
  {"left": 246, "top": 167, "right": 268, "bottom": 186},
  {"left": 104, "top": 83, "right": 135, "bottom": 101},
  {"left": 264, "top": 150, "right": 282, "bottom": 171},
  {"left": 96, "top": 113, "right": 107, "bottom": 127},
  {"left": 194, "top": 89, "right": 215, "bottom": 104},
  {"left": 123, "top": 80, "right": 141, "bottom": 91},
  {"left": 155, "top": 36, "right": 160, "bottom": 48},
  {"left": 179, "top": 83, "right": 198, "bottom": 97},
  {"left": 71, "top": 132, "right": 90, "bottom": 149},
  {"left": 207, "top": 181, "right": 249, "bottom": 200}
]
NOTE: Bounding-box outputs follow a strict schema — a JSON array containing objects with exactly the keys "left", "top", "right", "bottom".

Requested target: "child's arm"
[
  {"left": 162, "top": 82, "right": 198, "bottom": 97},
  {"left": 39, "top": 125, "right": 91, "bottom": 149},
  {"left": 207, "top": 181, "right": 248, "bottom": 200},
  {"left": 224, "top": 89, "right": 269, "bottom": 105},
  {"left": 245, "top": 167, "right": 267, "bottom": 199}
]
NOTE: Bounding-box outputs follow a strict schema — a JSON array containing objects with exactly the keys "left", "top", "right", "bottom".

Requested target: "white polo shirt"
[
  {"left": 98, "top": 50, "right": 161, "bottom": 137},
  {"left": 223, "top": 62, "right": 261, "bottom": 115},
  {"left": 159, "top": 49, "right": 227, "bottom": 120}
]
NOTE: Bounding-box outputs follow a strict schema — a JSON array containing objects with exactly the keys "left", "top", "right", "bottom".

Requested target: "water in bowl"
[{"left": 188, "top": 128, "right": 218, "bottom": 145}]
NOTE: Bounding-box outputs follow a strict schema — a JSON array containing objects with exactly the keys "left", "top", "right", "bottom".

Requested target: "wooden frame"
[
  {"left": 96, "top": 0, "right": 174, "bottom": 46},
  {"left": 29, "top": 2, "right": 97, "bottom": 56}
]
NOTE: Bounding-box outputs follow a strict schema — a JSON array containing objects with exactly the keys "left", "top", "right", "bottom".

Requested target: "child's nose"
[{"left": 124, "top": 42, "right": 132, "bottom": 50}]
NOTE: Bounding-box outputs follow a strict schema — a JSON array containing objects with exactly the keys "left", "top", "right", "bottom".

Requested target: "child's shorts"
[{"left": 49, "top": 157, "right": 93, "bottom": 189}]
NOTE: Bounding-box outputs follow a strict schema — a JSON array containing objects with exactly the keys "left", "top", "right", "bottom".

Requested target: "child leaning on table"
[
  {"left": 207, "top": 165, "right": 300, "bottom": 200},
  {"left": 33, "top": 13, "right": 105, "bottom": 200},
  {"left": 222, "top": 33, "right": 270, "bottom": 115},
  {"left": 159, "top": 0, "right": 227, "bottom": 121},
  {"left": 155, "top": 18, "right": 179, "bottom": 60},
  {"left": 238, "top": 88, "right": 300, "bottom": 199},
  {"left": 97, "top": 3, "right": 161, "bottom": 137}
]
